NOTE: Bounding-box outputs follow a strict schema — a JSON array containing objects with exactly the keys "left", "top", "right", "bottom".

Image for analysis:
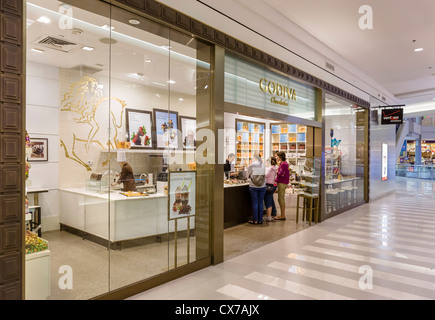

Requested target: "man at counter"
[
  {"left": 224, "top": 153, "right": 236, "bottom": 179},
  {"left": 112, "top": 151, "right": 137, "bottom": 192}
]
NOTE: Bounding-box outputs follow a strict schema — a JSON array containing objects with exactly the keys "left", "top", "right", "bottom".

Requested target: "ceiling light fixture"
[
  {"left": 81, "top": 46, "right": 95, "bottom": 51},
  {"left": 144, "top": 59, "right": 152, "bottom": 63},
  {"left": 37, "top": 16, "right": 51, "bottom": 24},
  {"left": 129, "top": 19, "right": 140, "bottom": 25},
  {"left": 167, "top": 80, "right": 176, "bottom": 84},
  {"left": 152, "top": 81, "right": 166, "bottom": 87},
  {"left": 128, "top": 73, "right": 144, "bottom": 80},
  {"left": 31, "top": 48, "right": 44, "bottom": 53},
  {"left": 414, "top": 48, "right": 424, "bottom": 52},
  {"left": 101, "top": 24, "right": 115, "bottom": 31}
]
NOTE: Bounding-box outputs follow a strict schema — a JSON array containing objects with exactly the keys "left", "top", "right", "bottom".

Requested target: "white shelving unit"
[
  {"left": 271, "top": 123, "right": 307, "bottom": 168},
  {"left": 235, "top": 119, "right": 265, "bottom": 166}
]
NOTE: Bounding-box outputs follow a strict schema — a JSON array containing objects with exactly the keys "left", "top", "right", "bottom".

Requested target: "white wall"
[
  {"left": 26, "top": 62, "right": 60, "bottom": 231},
  {"left": 58, "top": 69, "right": 196, "bottom": 188},
  {"left": 369, "top": 109, "right": 397, "bottom": 201}
]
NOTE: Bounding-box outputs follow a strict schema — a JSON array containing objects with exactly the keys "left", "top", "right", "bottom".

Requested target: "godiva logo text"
[{"left": 259, "top": 78, "right": 296, "bottom": 107}]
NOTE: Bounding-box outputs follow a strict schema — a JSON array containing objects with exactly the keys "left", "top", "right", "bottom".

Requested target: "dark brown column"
[{"left": 0, "top": 0, "right": 24, "bottom": 300}]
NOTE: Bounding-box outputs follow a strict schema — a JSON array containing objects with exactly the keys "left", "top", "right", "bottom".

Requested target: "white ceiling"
[
  {"left": 263, "top": 0, "right": 435, "bottom": 116},
  {"left": 27, "top": 0, "right": 435, "bottom": 118},
  {"left": 196, "top": 0, "right": 435, "bottom": 117},
  {"left": 26, "top": 0, "right": 203, "bottom": 97}
]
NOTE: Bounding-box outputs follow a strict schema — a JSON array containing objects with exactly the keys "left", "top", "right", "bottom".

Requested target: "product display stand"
[{"left": 235, "top": 119, "right": 265, "bottom": 166}]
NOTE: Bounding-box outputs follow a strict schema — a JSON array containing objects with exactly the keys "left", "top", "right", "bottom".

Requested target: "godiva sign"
[
  {"left": 225, "top": 55, "right": 316, "bottom": 120},
  {"left": 259, "top": 78, "right": 296, "bottom": 106}
]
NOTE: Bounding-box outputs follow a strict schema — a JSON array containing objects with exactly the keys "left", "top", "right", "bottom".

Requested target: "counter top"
[
  {"left": 224, "top": 182, "right": 249, "bottom": 188},
  {"left": 325, "top": 177, "right": 361, "bottom": 184},
  {"left": 61, "top": 188, "right": 167, "bottom": 201}
]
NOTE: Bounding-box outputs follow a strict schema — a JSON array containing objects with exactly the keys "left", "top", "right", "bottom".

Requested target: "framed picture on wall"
[
  {"left": 28, "top": 138, "right": 48, "bottom": 161},
  {"left": 126, "top": 109, "right": 153, "bottom": 148},
  {"left": 153, "top": 109, "right": 179, "bottom": 149},
  {"left": 180, "top": 116, "right": 196, "bottom": 150}
]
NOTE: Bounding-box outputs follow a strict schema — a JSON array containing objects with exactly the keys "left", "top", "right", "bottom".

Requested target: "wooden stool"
[{"left": 296, "top": 193, "right": 319, "bottom": 226}]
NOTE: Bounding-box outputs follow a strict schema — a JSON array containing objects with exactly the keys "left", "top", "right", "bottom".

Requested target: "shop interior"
[
  {"left": 221, "top": 111, "right": 321, "bottom": 259},
  {"left": 24, "top": 0, "right": 214, "bottom": 300},
  {"left": 399, "top": 140, "right": 435, "bottom": 165},
  {"left": 23, "top": 0, "right": 366, "bottom": 300}
]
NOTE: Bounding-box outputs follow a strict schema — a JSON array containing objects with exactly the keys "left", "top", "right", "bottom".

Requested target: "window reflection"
[
  {"left": 324, "top": 94, "right": 366, "bottom": 215},
  {"left": 25, "top": 0, "right": 212, "bottom": 300}
]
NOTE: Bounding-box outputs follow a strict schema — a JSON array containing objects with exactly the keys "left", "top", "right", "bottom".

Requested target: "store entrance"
[{"left": 222, "top": 112, "right": 319, "bottom": 260}]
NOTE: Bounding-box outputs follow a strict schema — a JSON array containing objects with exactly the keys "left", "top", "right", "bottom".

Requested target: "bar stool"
[
  {"left": 342, "top": 186, "right": 354, "bottom": 206},
  {"left": 351, "top": 187, "right": 358, "bottom": 203},
  {"left": 337, "top": 188, "right": 346, "bottom": 208},
  {"left": 325, "top": 189, "right": 339, "bottom": 213},
  {"left": 296, "top": 192, "right": 319, "bottom": 226}
]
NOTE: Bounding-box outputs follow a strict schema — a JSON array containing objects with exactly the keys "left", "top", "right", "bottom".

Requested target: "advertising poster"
[
  {"left": 180, "top": 116, "right": 196, "bottom": 149},
  {"left": 126, "top": 109, "right": 153, "bottom": 148},
  {"left": 169, "top": 171, "right": 196, "bottom": 220},
  {"left": 382, "top": 143, "right": 388, "bottom": 181},
  {"left": 154, "top": 109, "right": 178, "bottom": 149}
]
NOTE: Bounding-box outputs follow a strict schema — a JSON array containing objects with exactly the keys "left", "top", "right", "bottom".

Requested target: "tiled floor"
[{"left": 128, "top": 177, "right": 435, "bottom": 300}]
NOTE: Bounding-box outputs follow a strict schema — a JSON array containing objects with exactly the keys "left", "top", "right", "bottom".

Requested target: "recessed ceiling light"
[
  {"left": 81, "top": 46, "right": 95, "bottom": 51},
  {"left": 179, "top": 98, "right": 184, "bottom": 101},
  {"left": 101, "top": 24, "right": 115, "bottom": 31},
  {"left": 152, "top": 81, "right": 166, "bottom": 87},
  {"left": 37, "top": 16, "right": 51, "bottom": 24},
  {"left": 414, "top": 48, "right": 424, "bottom": 52},
  {"left": 31, "top": 48, "right": 44, "bottom": 53},
  {"left": 128, "top": 73, "right": 144, "bottom": 80},
  {"left": 144, "top": 59, "right": 152, "bottom": 63},
  {"left": 167, "top": 80, "right": 176, "bottom": 84},
  {"left": 129, "top": 19, "right": 140, "bottom": 25}
]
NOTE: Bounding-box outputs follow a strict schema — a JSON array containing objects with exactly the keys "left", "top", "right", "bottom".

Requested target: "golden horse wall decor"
[{"left": 60, "top": 76, "right": 126, "bottom": 171}]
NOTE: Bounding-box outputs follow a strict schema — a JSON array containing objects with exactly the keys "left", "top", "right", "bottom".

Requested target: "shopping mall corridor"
[{"left": 129, "top": 177, "right": 435, "bottom": 300}]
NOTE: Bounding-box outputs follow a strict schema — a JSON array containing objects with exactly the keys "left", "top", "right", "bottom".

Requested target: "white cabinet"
[
  {"left": 25, "top": 250, "right": 50, "bottom": 300},
  {"left": 59, "top": 189, "right": 194, "bottom": 244}
]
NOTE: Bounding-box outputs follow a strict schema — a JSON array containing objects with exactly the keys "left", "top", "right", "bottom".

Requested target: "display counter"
[
  {"left": 224, "top": 182, "right": 252, "bottom": 228},
  {"left": 59, "top": 188, "right": 192, "bottom": 247}
]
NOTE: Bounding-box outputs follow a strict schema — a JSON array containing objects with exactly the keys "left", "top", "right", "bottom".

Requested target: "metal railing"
[{"left": 396, "top": 164, "right": 435, "bottom": 180}]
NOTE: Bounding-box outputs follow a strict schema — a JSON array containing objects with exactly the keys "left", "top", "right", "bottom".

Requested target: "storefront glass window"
[
  {"left": 25, "top": 0, "right": 212, "bottom": 300},
  {"left": 324, "top": 94, "right": 366, "bottom": 216}
]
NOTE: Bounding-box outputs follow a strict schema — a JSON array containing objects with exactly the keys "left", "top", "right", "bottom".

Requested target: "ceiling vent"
[
  {"left": 325, "top": 61, "right": 335, "bottom": 72},
  {"left": 35, "top": 35, "right": 77, "bottom": 53}
]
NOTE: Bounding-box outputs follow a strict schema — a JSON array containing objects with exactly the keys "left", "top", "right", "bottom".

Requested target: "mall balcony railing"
[{"left": 396, "top": 164, "right": 435, "bottom": 180}]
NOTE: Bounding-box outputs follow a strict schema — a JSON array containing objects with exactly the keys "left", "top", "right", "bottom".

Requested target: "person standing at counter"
[
  {"left": 112, "top": 151, "right": 137, "bottom": 192},
  {"left": 264, "top": 157, "right": 277, "bottom": 222},
  {"left": 247, "top": 152, "right": 266, "bottom": 225},
  {"left": 224, "top": 153, "right": 236, "bottom": 179},
  {"left": 274, "top": 151, "right": 289, "bottom": 221}
]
